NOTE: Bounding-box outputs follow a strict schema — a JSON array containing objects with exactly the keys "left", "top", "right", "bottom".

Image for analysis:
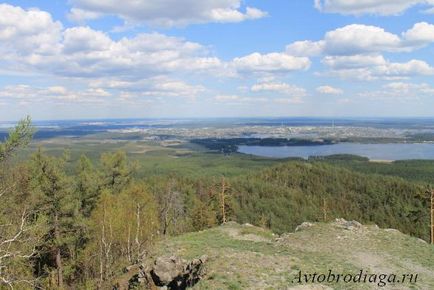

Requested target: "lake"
[{"left": 238, "top": 143, "right": 434, "bottom": 160}]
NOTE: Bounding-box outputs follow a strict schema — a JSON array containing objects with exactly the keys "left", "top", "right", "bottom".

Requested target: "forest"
[
  {"left": 0, "top": 118, "right": 432, "bottom": 289},
  {"left": 191, "top": 138, "right": 335, "bottom": 154}
]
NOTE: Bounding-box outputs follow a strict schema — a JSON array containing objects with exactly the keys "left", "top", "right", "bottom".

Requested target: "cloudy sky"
[{"left": 1, "top": 0, "right": 434, "bottom": 121}]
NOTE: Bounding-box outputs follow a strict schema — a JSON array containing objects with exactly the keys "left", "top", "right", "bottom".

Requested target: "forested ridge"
[{"left": 0, "top": 118, "right": 431, "bottom": 289}]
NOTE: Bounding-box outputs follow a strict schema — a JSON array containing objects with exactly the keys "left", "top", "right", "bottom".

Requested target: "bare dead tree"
[
  {"left": 219, "top": 177, "right": 227, "bottom": 224},
  {"left": 0, "top": 208, "right": 39, "bottom": 289},
  {"left": 431, "top": 190, "right": 434, "bottom": 245},
  {"left": 160, "top": 179, "right": 183, "bottom": 235}
]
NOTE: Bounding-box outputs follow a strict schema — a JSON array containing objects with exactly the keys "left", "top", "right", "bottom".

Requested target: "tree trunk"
[
  {"left": 54, "top": 213, "right": 64, "bottom": 289},
  {"left": 220, "top": 177, "right": 226, "bottom": 224}
]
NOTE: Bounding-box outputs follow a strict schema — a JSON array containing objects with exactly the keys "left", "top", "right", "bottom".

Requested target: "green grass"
[
  {"left": 153, "top": 222, "right": 434, "bottom": 290},
  {"left": 239, "top": 226, "right": 274, "bottom": 240}
]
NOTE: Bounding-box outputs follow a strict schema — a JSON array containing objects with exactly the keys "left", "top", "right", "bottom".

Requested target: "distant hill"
[{"left": 230, "top": 162, "right": 430, "bottom": 241}]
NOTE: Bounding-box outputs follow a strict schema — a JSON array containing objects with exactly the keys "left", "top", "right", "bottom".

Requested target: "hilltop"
[{"left": 145, "top": 220, "right": 434, "bottom": 290}]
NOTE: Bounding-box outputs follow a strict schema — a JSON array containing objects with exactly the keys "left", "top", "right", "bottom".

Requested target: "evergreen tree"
[
  {"left": 0, "top": 116, "right": 33, "bottom": 163},
  {"left": 29, "top": 149, "right": 79, "bottom": 288},
  {"left": 75, "top": 155, "right": 100, "bottom": 218},
  {"left": 100, "top": 151, "right": 136, "bottom": 193}
]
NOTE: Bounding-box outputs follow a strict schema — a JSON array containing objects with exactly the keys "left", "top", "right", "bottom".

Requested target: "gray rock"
[
  {"left": 295, "top": 222, "right": 314, "bottom": 232},
  {"left": 152, "top": 256, "right": 186, "bottom": 286},
  {"left": 334, "top": 218, "right": 362, "bottom": 231}
]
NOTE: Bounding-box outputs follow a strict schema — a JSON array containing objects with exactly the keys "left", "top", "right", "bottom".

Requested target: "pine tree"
[
  {"left": 29, "top": 149, "right": 79, "bottom": 288},
  {"left": 0, "top": 115, "right": 33, "bottom": 163},
  {"left": 100, "top": 151, "right": 136, "bottom": 194},
  {"left": 75, "top": 155, "right": 100, "bottom": 218}
]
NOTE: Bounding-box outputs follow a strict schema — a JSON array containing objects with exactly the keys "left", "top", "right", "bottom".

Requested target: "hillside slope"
[
  {"left": 156, "top": 221, "right": 434, "bottom": 290},
  {"left": 230, "top": 162, "right": 430, "bottom": 240}
]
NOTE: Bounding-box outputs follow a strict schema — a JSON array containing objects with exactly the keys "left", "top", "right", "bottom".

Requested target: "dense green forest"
[
  {"left": 0, "top": 118, "right": 432, "bottom": 289},
  {"left": 192, "top": 137, "right": 334, "bottom": 154},
  {"left": 315, "top": 156, "right": 434, "bottom": 184}
]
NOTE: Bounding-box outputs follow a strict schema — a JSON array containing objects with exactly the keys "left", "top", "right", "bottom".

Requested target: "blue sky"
[{"left": 1, "top": 0, "right": 434, "bottom": 121}]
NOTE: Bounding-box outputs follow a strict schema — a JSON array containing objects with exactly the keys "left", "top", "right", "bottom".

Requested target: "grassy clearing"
[{"left": 154, "top": 222, "right": 434, "bottom": 290}]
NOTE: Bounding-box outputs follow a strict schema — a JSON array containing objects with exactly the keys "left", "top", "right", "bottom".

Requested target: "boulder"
[
  {"left": 295, "top": 222, "right": 314, "bottom": 232},
  {"left": 126, "top": 255, "right": 208, "bottom": 289},
  {"left": 151, "top": 256, "right": 186, "bottom": 286},
  {"left": 334, "top": 218, "right": 362, "bottom": 231}
]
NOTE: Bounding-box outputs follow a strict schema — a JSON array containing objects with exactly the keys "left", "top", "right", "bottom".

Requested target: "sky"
[{"left": 1, "top": 0, "right": 434, "bottom": 121}]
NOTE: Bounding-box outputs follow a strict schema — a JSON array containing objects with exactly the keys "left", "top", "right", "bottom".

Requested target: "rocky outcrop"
[
  {"left": 123, "top": 255, "right": 208, "bottom": 290},
  {"left": 295, "top": 222, "right": 314, "bottom": 232},
  {"left": 333, "top": 218, "right": 362, "bottom": 231}
]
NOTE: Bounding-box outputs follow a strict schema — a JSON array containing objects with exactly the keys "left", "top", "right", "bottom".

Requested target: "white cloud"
[
  {"left": 359, "top": 82, "right": 434, "bottom": 102},
  {"left": 62, "top": 26, "right": 113, "bottom": 53},
  {"left": 323, "top": 24, "right": 402, "bottom": 55},
  {"left": 57, "top": 30, "right": 223, "bottom": 77},
  {"left": 282, "top": 22, "right": 434, "bottom": 80},
  {"left": 0, "top": 84, "right": 109, "bottom": 103},
  {"left": 215, "top": 95, "right": 240, "bottom": 101},
  {"left": 0, "top": 5, "right": 224, "bottom": 79},
  {"left": 314, "top": 0, "right": 434, "bottom": 16},
  {"left": 232, "top": 52, "right": 310, "bottom": 74},
  {"left": 402, "top": 22, "right": 434, "bottom": 45},
  {"left": 286, "top": 22, "right": 434, "bottom": 57},
  {"left": 322, "top": 54, "right": 387, "bottom": 69},
  {"left": 69, "top": 0, "right": 267, "bottom": 27},
  {"left": 274, "top": 97, "right": 303, "bottom": 104},
  {"left": 376, "top": 59, "right": 434, "bottom": 76},
  {"left": 385, "top": 82, "right": 434, "bottom": 94},
  {"left": 251, "top": 82, "right": 307, "bottom": 96},
  {"left": 0, "top": 4, "right": 62, "bottom": 55},
  {"left": 0, "top": 76, "right": 204, "bottom": 106},
  {"left": 322, "top": 58, "right": 434, "bottom": 80},
  {"left": 286, "top": 40, "right": 325, "bottom": 57},
  {"left": 67, "top": 8, "right": 102, "bottom": 23},
  {"left": 316, "top": 85, "right": 343, "bottom": 94},
  {"left": 214, "top": 95, "right": 268, "bottom": 103},
  {"left": 89, "top": 76, "right": 205, "bottom": 100}
]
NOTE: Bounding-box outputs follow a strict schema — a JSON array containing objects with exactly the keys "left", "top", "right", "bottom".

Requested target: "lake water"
[{"left": 238, "top": 143, "right": 434, "bottom": 160}]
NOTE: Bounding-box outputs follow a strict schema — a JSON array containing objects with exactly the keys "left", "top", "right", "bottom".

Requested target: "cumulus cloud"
[
  {"left": 316, "top": 85, "right": 343, "bottom": 94},
  {"left": 322, "top": 57, "right": 434, "bottom": 80},
  {"left": 0, "top": 5, "right": 224, "bottom": 79},
  {"left": 90, "top": 76, "right": 205, "bottom": 100},
  {"left": 322, "top": 54, "right": 387, "bottom": 69},
  {"left": 0, "top": 4, "right": 62, "bottom": 55},
  {"left": 286, "top": 40, "right": 325, "bottom": 57},
  {"left": 214, "top": 95, "right": 268, "bottom": 103},
  {"left": 384, "top": 82, "right": 434, "bottom": 94},
  {"left": 323, "top": 24, "right": 403, "bottom": 55},
  {"left": 286, "top": 23, "right": 434, "bottom": 57},
  {"left": 69, "top": 0, "right": 267, "bottom": 27},
  {"left": 402, "top": 22, "right": 434, "bottom": 45},
  {"left": 232, "top": 52, "right": 310, "bottom": 74},
  {"left": 284, "top": 22, "right": 434, "bottom": 80},
  {"left": 314, "top": 0, "right": 434, "bottom": 16},
  {"left": 67, "top": 8, "right": 102, "bottom": 23},
  {"left": 251, "top": 82, "right": 307, "bottom": 97},
  {"left": 0, "top": 76, "right": 204, "bottom": 106},
  {"left": 359, "top": 82, "right": 434, "bottom": 102},
  {"left": 0, "top": 84, "right": 110, "bottom": 103},
  {"left": 57, "top": 29, "right": 223, "bottom": 78}
]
